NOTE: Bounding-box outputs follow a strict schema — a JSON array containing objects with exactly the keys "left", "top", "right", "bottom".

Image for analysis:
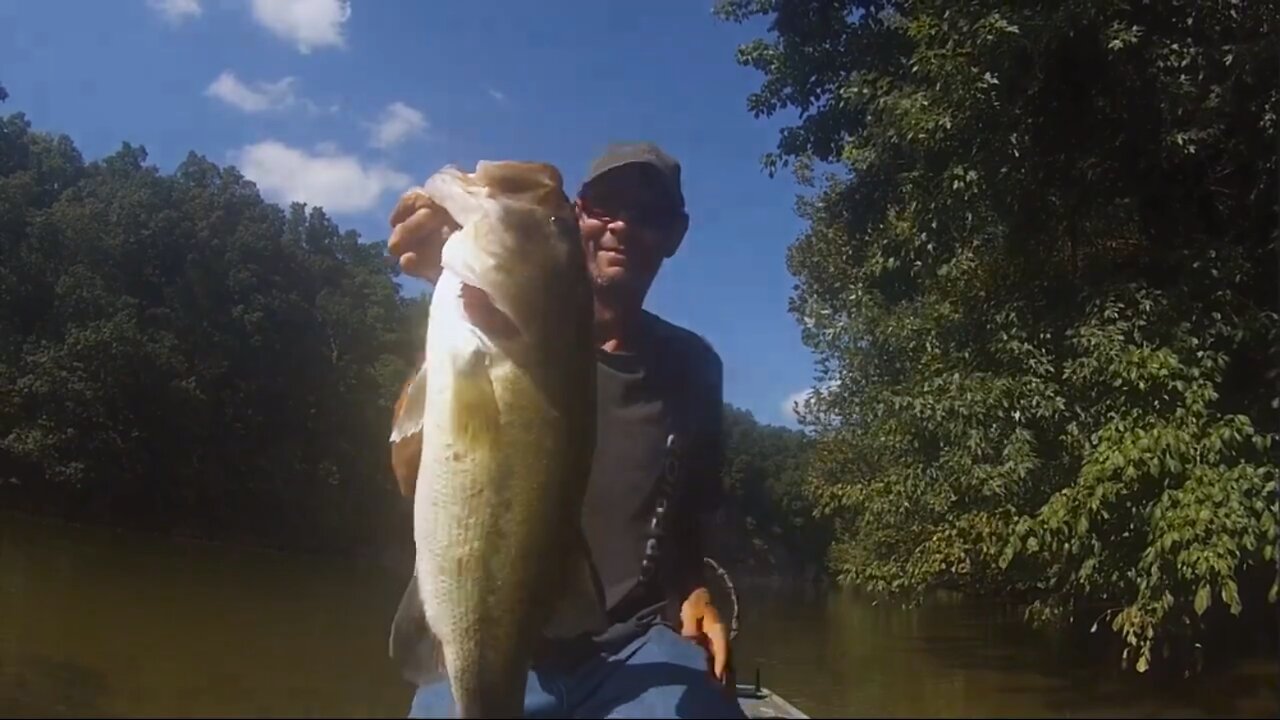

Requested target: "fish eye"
[{"left": 549, "top": 214, "right": 578, "bottom": 241}]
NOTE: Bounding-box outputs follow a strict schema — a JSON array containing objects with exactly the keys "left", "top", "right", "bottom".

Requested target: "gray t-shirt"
[{"left": 389, "top": 310, "right": 725, "bottom": 680}]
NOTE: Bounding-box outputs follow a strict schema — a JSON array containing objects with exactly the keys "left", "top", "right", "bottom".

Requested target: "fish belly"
[{"left": 413, "top": 280, "right": 580, "bottom": 717}]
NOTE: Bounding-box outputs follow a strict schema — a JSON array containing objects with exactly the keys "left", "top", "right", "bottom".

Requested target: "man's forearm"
[{"left": 677, "top": 510, "right": 721, "bottom": 598}]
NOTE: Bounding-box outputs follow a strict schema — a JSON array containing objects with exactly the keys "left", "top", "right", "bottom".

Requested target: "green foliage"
[
  {"left": 0, "top": 111, "right": 428, "bottom": 555},
  {"left": 717, "top": 0, "right": 1279, "bottom": 673},
  {"left": 719, "top": 404, "right": 831, "bottom": 573},
  {"left": 0, "top": 111, "right": 815, "bottom": 577}
]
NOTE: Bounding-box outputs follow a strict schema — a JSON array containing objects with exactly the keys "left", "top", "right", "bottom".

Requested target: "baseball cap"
[{"left": 581, "top": 142, "right": 685, "bottom": 212}]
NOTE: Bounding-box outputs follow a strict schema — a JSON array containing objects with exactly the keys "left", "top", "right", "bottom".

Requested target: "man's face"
[{"left": 575, "top": 165, "right": 688, "bottom": 305}]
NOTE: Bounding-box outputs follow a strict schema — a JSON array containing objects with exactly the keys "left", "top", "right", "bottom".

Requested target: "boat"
[
  {"left": 735, "top": 669, "right": 810, "bottom": 719},
  {"left": 704, "top": 558, "right": 811, "bottom": 718}
]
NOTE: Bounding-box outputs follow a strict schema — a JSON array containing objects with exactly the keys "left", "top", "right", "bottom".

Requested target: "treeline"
[
  {"left": 717, "top": 405, "right": 830, "bottom": 580},
  {"left": 716, "top": 0, "right": 1278, "bottom": 673},
  {"left": 0, "top": 98, "right": 821, "bottom": 573},
  {"left": 0, "top": 106, "right": 428, "bottom": 556}
]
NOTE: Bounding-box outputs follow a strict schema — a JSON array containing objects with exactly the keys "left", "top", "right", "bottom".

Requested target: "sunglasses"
[{"left": 576, "top": 197, "right": 682, "bottom": 233}]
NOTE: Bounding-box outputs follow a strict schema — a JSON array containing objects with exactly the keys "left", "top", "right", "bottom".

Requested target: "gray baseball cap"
[{"left": 581, "top": 142, "right": 685, "bottom": 212}]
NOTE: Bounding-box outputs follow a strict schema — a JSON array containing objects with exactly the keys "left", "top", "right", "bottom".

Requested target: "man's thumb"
[
  {"left": 708, "top": 622, "right": 729, "bottom": 681},
  {"left": 680, "top": 603, "right": 702, "bottom": 638}
]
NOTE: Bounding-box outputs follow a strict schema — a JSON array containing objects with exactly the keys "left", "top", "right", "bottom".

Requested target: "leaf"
[
  {"left": 1194, "top": 583, "right": 1211, "bottom": 616},
  {"left": 1222, "top": 581, "right": 1242, "bottom": 616},
  {"left": 712, "top": 0, "right": 1280, "bottom": 673}
]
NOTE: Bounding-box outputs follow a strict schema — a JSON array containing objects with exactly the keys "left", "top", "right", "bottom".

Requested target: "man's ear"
[{"left": 664, "top": 211, "right": 689, "bottom": 259}]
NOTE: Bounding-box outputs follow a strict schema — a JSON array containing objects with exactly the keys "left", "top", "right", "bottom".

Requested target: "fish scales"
[{"left": 391, "top": 161, "right": 608, "bottom": 718}]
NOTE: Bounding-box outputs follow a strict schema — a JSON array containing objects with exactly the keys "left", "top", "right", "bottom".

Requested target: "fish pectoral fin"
[
  {"left": 390, "top": 363, "right": 428, "bottom": 444},
  {"left": 388, "top": 571, "right": 448, "bottom": 685},
  {"left": 391, "top": 363, "right": 427, "bottom": 498},
  {"left": 450, "top": 350, "right": 501, "bottom": 449},
  {"left": 543, "top": 534, "right": 611, "bottom": 640}
]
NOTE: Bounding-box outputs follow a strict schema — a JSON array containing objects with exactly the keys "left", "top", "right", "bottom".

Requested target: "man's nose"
[{"left": 606, "top": 218, "right": 633, "bottom": 241}]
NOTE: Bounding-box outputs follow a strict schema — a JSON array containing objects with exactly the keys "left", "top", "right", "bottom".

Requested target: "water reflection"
[
  {"left": 729, "top": 582, "right": 1278, "bottom": 718},
  {"left": 0, "top": 653, "right": 111, "bottom": 718},
  {"left": 2, "top": 514, "right": 1276, "bottom": 718},
  {"left": 1, "top": 514, "right": 413, "bottom": 717}
]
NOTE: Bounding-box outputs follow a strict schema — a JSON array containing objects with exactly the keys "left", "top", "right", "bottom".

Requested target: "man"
[{"left": 385, "top": 142, "right": 744, "bottom": 719}]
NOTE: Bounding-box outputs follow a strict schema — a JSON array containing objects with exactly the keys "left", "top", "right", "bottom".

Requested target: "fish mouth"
[{"left": 460, "top": 283, "right": 520, "bottom": 341}]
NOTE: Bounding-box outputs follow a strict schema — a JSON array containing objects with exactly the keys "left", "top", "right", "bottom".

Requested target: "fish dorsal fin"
[
  {"left": 390, "top": 362, "right": 428, "bottom": 444},
  {"left": 542, "top": 531, "right": 610, "bottom": 640}
]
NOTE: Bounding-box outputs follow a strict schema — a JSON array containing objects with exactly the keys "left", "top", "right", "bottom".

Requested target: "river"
[{"left": 1, "top": 513, "right": 1276, "bottom": 718}]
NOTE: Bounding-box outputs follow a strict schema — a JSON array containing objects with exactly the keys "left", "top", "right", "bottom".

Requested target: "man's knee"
[
  {"left": 407, "top": 674, "right": 564, "bottom": 719},
  {"left": 641, "top": 624, "right": 716, "bottom": 672},
  {"left": 599, "top": 624, "right": 746, "bottom": 719}
]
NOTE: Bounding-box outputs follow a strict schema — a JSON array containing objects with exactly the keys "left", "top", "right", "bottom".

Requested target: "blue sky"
[{"left": 1, "top": 0, "right": 819, "bottom": 428}]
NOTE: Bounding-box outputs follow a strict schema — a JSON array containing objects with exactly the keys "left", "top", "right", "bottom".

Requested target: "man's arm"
[
  {"left": 676, "top": 342, "right": 733, "bottom": 685},
  {"left": 691, "top": 343, "right": 727, "bottom": 567}
]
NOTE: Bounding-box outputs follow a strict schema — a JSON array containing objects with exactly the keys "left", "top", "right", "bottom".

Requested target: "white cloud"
[
  {"left": 297, "top": 98, "right": 341, "bottom": 117},
  {"left": 488, "top": 88, "right": 507, "bottom": 103},
  {"left": 368, "top": 101, "right": 428, "bottom": 149},
  {"left": 782, "top": 388, "right": 816, "bottom": 424},
  {"left": 205, "top": 71, "right": 298, "bottom": 113},
  {"left": 781, "top": 379, "right": 840, "bottom": 424},
  {"left": 232, "top": 140, "right": 410, "bottom": 215},
  {"left": 148, "top": 0, "right": 202, "bottom": 24},
  {"left": 250, "top": 0, "right": 351, "bottom": 54},
  {"left": 205, "top": 71, "right": 338, "bottom": 117}
]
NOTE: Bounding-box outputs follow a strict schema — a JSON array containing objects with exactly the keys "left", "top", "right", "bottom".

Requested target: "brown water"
[{"left": 1, "top": 513, "right": 1276, "bottom": 718}]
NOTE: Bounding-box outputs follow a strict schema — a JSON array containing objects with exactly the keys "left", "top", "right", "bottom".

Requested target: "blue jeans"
[{"left": 408, "top": 623, "right": 747, "bottom": 719}]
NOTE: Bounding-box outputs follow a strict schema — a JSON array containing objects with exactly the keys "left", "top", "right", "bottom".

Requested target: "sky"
[{"left": 0, "top": 0, "right": 820, "bottom": 428}]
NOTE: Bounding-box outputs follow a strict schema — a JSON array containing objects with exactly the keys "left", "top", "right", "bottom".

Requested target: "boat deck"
[{"left": 736, "top": 681, "right": 809, "bottom": 719}]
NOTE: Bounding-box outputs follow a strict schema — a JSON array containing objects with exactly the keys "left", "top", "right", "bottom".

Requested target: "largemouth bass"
[{"left": 390, "top": 160, "right": 608, "bottom": 718}]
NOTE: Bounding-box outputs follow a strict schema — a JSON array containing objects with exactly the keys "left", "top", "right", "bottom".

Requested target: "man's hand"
[
  {"left": 387, "top": 162, "right": 571, "bottom": 283},
  {"left": 387, "top": 188, "right": 457, "bottom": 283},
  {"left": 679, "top": 587, "right": 732, "bottom": 688}
]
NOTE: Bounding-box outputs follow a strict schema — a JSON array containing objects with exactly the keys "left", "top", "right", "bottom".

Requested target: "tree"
[
  {"left": 717, "top": 0, "right": 1278, "bottom": 674},
  {"left": 717, "top": 404, "right": 829, "bottom": 575},
  {"left": 0, "top": 110, "right": 817, "bottom": 584},
  {"left": 0, "top": 112, "right": 426, "bottom": 556}
]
